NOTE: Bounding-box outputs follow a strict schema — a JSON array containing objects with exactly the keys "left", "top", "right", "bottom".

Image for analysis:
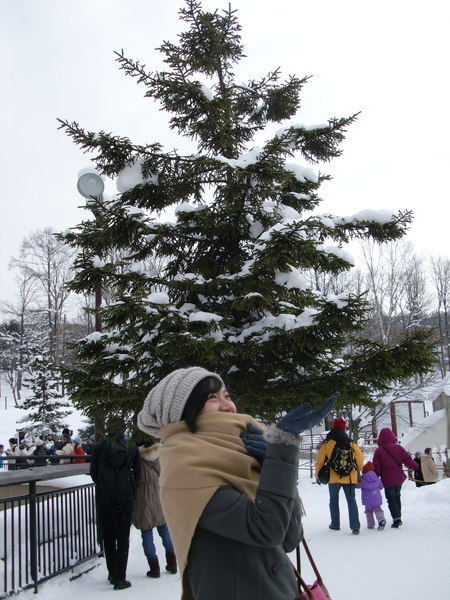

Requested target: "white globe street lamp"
[
  {"left": 77, "top": 171, "right": 105, "bottom": 199},
  {"left": 77, "top": 169, "right": 105, "bottom": 441}
]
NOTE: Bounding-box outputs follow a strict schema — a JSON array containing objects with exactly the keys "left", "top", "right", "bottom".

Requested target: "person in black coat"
[
  {"left": 413, "top": 451, "right": 425, "bottom": 487},
  {"left": 32, "top": 439, "right": 48, "bottom": 466},
  {"left": 90, "top": 424, "right": 141, "bottom": 590},
  {"left": 81, "top": 435, "right": 95, "bottom": 463}
]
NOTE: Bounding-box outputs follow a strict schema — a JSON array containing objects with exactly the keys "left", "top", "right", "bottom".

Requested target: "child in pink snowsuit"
[{"left": 357, "top": 461, "right": 386, "bottom": 530}]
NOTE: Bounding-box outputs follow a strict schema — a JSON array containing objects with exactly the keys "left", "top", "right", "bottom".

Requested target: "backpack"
[
  {"left": 97, "top": 441, "right": 135, "bottom": 508},
  {"left": 329, "top": 438, "right": 355, "bottom": 477}
]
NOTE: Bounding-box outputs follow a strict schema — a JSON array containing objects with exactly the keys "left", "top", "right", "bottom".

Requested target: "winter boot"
[
  {"left": 165, "top": 552, "right": 178, "bottom": 574},
  {"left": 391, "top": 518, "right": 402, "bottom": 528},
  {"left": 114, "top": 580, "right": 131, "bottom": 590},
  {"left": 146, "top": 558, "right": 160, "bottom": 578}
]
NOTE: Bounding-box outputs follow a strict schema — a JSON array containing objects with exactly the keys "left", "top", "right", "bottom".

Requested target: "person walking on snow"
[
  {"left": 356, "top": 461, "right": 386, "bottom": 530},
  {"left": 90, "top": 422, "right": 142, "bottom": 590},
  {"left": 373, "top": 427, "right": 418, "bottom": 528},
  {"left": 132, "top": 438, "right": 177, "bottom": 578},
  {"left": 315, "top": 417, "right": 364, "bottom": 534}
]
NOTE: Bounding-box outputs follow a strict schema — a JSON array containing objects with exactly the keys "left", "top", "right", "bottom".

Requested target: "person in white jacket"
[
  {"left": 421, "top": 448, "right": 439, "bottom": 484},
  {"left": 6, "top": 437, "right": 22, "bottom": 470},
  {"left": 20, "top": 439, "right": 37, "bottom": 467},
  {"left": 55, "top": 434, "right": 74, "bottom": 464}
]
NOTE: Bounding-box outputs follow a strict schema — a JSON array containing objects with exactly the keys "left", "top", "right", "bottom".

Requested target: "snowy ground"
[{"left": 0, "top": 400, "right": 448, "bottom": 599}]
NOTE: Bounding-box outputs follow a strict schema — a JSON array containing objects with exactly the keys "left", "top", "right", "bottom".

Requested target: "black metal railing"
[
  {"left": 1, "top": 454, "right": 91, "bottom": 470},
  {"left": 0, "top": 463, "right": 99, "bottom": 597}
]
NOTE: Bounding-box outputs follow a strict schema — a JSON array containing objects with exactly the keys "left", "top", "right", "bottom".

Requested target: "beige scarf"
[{"left": 158, "top": 412, "right": 263, "bottom": 599}]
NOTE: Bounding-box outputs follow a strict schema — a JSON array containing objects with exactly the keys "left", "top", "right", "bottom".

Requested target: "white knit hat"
[{"left": 137, "top": 367, "right": 224, "bottom": 436}]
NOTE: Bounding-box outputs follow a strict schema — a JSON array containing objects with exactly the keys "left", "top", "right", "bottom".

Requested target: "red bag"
[{"left": 292, "top": 537, "right": 332, "bottom": 599}]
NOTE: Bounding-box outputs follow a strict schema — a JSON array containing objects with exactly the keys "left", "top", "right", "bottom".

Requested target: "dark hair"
[
  {"left": 105, "top": 416, "right": 125, "bottom": 439},
  {"left": 181, "top": 376, "right": 223, "bottom": 433},
  {"left": 424, "top": 447, "right": 432, "bottom": 455},
  {"left": 9, "top": 437, "right": 17, "bottom": 445}
]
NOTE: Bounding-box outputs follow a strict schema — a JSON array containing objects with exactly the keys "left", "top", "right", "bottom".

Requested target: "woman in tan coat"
[
  {"left": 131, "top": 439, "right": 177, "bottom": 577},
  {"left": 421, "top": 447, "right": 439, "bottom": 484}
]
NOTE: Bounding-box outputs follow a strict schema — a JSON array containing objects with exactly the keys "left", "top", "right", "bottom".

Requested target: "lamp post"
[{"left": 77, "top": 170, "right": 105, "bottom": 441}]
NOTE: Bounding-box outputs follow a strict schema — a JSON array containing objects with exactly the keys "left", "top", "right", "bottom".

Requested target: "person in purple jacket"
[
  {"left": 373, "top": 428, "right": 419, "bottom": 528},
  {"left": 357, "top": 461, "right": 386, "bottom": 530}
]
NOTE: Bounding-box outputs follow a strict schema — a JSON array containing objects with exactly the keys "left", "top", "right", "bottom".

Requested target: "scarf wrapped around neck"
[{"left": 158, "top": 412, "right": 263, "bottom": 599}]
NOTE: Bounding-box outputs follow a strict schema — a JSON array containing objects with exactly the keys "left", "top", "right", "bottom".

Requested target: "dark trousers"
[
  {"left": 384, "top": 484, "right": 402, "bottom": 520},
  {"left": 98, "top": 501, "right": 133, "bottom": 582}
]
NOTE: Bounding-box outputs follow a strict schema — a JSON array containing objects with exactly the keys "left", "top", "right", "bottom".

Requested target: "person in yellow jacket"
[{"left": 315, "top": 417, "right": 364, "bottom": 534}]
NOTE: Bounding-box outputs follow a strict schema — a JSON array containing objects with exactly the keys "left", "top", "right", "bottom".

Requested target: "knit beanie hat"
[
  {"left": 138, "top": 367, "right": 224, "bottom": 436},
  {"left": 362, "top": 461, "right": 374, "bottom": 474},
  {"left": 332, "top": 417, "right": 346, "bottom": 431}
]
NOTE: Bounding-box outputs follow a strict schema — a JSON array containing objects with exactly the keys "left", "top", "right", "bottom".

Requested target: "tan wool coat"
[
  {"left": 421, "top": 453, "right": 439, "bottom": 483},
  {"left": 131, "top": 445, "right": 166, "bottom": 530}
]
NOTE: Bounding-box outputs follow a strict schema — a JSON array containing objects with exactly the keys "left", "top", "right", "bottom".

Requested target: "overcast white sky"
[{"left": 1, "top": 0, "right": 449, "bottom": 304}]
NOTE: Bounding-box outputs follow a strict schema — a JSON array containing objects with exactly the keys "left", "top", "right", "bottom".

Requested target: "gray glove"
[{"left": 276, "top": 392, "right": 340, "bottom": 436}]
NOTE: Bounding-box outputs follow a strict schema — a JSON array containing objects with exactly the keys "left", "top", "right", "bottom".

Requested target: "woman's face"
[{"left": 199, "top": 386, "right": 237, "bottom": 415}]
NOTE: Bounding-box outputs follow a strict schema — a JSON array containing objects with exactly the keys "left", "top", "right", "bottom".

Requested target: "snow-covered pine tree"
[
  {"left": 19, "top": 355, "right": 72, "bottom": 437},
  {"left": 0, "top": 310, "right": 48, "bottom": 404},
  {"left": 58, "top": 0, "right": 436, "bottom": 424}
]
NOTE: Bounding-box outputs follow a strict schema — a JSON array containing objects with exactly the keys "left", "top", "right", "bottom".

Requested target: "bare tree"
[
  {"left": 399, "top": 252, "right": 432, "bottom": 330},
  {"left": 0, "top": 269, "right": 44, "bottom": 402},
  {"left": 429, "top": 255, "right": 450, "bottom": 375},
  {"left": 359, "top": 239, "right": 422, "bottom": 344},
  {"left": 307, "top": 267, "right": 362, "bottom": 296},
  {"left": 9, "top": 228, "right": 75, "bottom": 365}
]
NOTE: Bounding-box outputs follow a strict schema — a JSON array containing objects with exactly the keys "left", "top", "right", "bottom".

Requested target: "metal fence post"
[{"left": 28, "top": 480, "right": 38, "bottom": 594}]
